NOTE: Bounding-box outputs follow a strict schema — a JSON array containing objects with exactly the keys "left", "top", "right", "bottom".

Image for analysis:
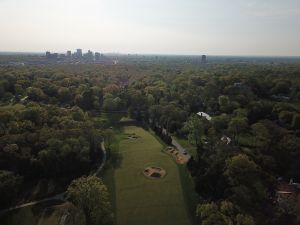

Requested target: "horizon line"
[{"left": 0, "top": 51, "right": 300, "bottom": 58}]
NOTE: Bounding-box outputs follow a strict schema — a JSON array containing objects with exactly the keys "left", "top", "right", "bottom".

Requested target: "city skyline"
[{"left": 0, "top": 0, "right": 300, "bottom": 56}]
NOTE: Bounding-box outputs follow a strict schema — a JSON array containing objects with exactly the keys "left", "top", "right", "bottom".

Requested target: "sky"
[{"left": 0, "top": 0, "right": 300, "bottom": 56}]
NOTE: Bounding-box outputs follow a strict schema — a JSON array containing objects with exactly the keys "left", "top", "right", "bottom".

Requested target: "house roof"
[
  {"left": 197, "top": 112, "right": 212, "bottom": 121},
  {"left": 277, "top": 183, "right": 299, "bottom": 194}
]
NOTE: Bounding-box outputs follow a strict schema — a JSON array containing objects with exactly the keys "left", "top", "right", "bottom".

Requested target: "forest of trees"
[{"left": 0, "top": 62, "right": 300, "bottom": 224}]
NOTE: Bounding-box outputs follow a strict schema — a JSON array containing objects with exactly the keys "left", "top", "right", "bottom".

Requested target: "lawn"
[
  {"left": 103, "top": 126, "right": 192, "bottom": 225},
  {"left": 0, "top": 201, "right": 70, "bottom": 225}
]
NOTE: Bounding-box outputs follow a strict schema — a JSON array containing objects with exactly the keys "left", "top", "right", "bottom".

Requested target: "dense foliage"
[
  {"left": 66, "top": 176, "right": 113, "bottom": 225},
  {"left": 0, "top": 62, "right": 300, "bottom": 224}
]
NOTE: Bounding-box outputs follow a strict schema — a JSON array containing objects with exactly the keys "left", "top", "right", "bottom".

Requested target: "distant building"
[
  {"left": 84, "top": 50, "right": 94, "bottom": 61},
  {"left": 67, "top": 51, "right": 71, "bottom": 59},
  {"left": 201, "top": 55, "right": 207, "bottom": 64},
  {"left": 276, "top": 179, "right": 300, "bottom": 201},
  {"left": 59, "top": 54, "right": 66, "bottom": 59},
  {"left": 46, "top": 51, "right": 51, "bottom": 59},
  {"left": 221, "top": 136, "right": 231, "bottom": 145},
  {"left": 234, "top": 82, "right": 242, "bottom": 87},
  {"left": 95, "top": 52, "right": 101, "bottom": 61},
  {"left": 45, "top": 51, "right": 58, "bottom": 60},
  {"left": 76, "top": 49, "right": 82, "bottom": 58},
  {"left": 52, "top": 53, "right": 58, "bottom": 59},
  {"left": 197, "top": 112, "right": 211, "bottom": 121}
]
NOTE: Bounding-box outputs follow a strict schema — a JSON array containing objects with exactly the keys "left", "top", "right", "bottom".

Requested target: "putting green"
[{"left": 112, "top": 126, "right": 191, "bottom": 225}]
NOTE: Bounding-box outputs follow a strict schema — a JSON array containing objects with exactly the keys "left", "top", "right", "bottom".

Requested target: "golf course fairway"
[{"left": 107, "top": 126, "right": 192, "bottom": 225}]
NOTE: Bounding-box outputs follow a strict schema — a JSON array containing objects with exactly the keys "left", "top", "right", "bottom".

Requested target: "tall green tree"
[
  {"left": 66, "top": 176, "right": 113, "bottom": 225},
  {"left": 0, "top": 170, "right": 23, "bottom": 206}
]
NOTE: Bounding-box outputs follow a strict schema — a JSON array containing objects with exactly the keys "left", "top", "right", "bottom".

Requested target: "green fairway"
[{"left": 107, "top": 126, "right": 192, "bottom": 225}]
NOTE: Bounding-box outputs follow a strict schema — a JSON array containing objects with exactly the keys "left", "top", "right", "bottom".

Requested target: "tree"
[
  {"left": 71, "top": 106, "right": 86, "bottom": 121},
  {"left": 271, "top": 81, "right": 290, "bottom": 95},
  {"left": 277, "top": 195, "right": 300, "bottom": 225},
  {"left": 58, "top": 87, "right": 72, "bottom": 103},
  {"left": 26, "top": 87, "right": 45, "bottom": 101},
  {"left": 278, "top": 135, "right": 300, "bottom": 179},
  {"left": 292, "top": 114, "right": 300, "bottom": 130},
  {"left": 224, "top": 154, "right": 266, "bottom": 209},
  {"left": 225, "top": 154, "right": 259, "bottom": 187},
  {"left": 0, "top": 170, "right": 23, "bottom": 206},
  {"left": 66, "top": 176, "right": 113, "bottom": 225},
  {"left": 196, "top": 201, "right": 255, "bottom": 225},
  {"left": 102, "top": 95, "right": 117, "bottom": 111},
  {"left": 218, "top": 95, "right": 230, "bottom": 112},
  {"left": 228, "top": 117, "right": 248, "bottom": 142},
  {"left": 235, "top": 214, "right": 255, "bottom": 225},
  {"left": 251, "top": 122, "right": 270, "bottom": 149},
  {"left": 196, "top": 202, "right": 228, "bottom": 225},
  {"left": 184, "top": 114, "right": 208, "bottom": 150},
  {"left": 212, "top": 114, "right": 230, "bottom": 133},
  {"left": 20, "top": 105, "right": 48, "bottom": 126},
  {"left": 278, "top": 111, "right": 294, "bottom": 126},
  {"left": 80, "top": 89, "right": 95, "bottom": 110}
]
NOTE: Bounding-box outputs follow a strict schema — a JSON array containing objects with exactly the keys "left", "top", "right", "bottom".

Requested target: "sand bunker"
[
  {"left": 143, "top": 166, "right": 166, "bottom": 179},
  {"left": 165, "top": 146, "right": 189, "bottom": 164},
  {"left": 126, "top": 133, "right": 140, "bottom": 140}
]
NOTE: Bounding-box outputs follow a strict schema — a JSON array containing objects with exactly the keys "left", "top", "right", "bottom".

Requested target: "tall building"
[
  {"left": 76, "top": 49, "right": 82, "bottom": 58},
  {"left": 95, "top": 52, "right": 101, "bottom": 61},
  {"left": 67, "top": 50, "right": 71, "bottom": 59},
  {"left": 46, "top": 51, "right": 51, "bottom": 59},
  {"left": 201, "top": 55, "right": 207, "bottom": 64},
  {"left": 85, "top": 50, "right": 94, "bottom": 61},
  {"left": 52, "top": 53, "right": 58, "bottom": 59},
  {"left": 45, "top": 51, "right": 58, "bottom": 60}
]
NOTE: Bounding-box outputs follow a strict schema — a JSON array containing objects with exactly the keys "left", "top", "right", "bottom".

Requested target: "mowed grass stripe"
[{"left": 114, "top": 126, "right": 191, "bottom": 225}]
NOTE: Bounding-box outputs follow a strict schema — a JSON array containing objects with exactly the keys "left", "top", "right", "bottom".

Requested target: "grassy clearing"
[{"left": 104, "top": 126, "right": 192, "bottom": 225}]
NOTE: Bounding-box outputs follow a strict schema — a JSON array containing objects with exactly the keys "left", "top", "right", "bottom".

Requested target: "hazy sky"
[{"left": 1, "top": 0, "right": 300, "bottom": 56}]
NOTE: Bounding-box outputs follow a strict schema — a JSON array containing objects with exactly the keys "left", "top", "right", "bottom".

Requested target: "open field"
[{"left": 103, "top": 126, "right": 192, "bottom": 225}]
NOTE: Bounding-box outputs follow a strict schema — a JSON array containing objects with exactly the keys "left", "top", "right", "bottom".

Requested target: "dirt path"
[{"left": 171, "top": 138, "right": 191, "bottom": 160}]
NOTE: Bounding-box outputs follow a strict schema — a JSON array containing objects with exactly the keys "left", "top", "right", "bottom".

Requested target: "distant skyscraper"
[
  {"left": 45, "top": 51, "right": 58, "bottom": 60},
  {"left": 52, "top": 53, "right": 58, "bottom": 59},
  {"left": 85, "top": 50, "right": 94, "bottom": 61},
  {"left": 76, "top": 49, "right": 82, "bottom": 58},
  {"left": 67, "top": 50, "right": 71, "bottom": 59},
  {"left": 46, "top": 51, "right": 51, "bottom": 59},
  {"left": 201, "top": 55, "right": 207, "bottom": 64},
  {"left": 95, "top": 52, "right": 100, "bottom": 61}
]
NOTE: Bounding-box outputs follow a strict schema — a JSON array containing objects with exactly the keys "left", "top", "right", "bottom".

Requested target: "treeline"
[{"left": 0, "top": 103, "right": 106, "bottom": 207}]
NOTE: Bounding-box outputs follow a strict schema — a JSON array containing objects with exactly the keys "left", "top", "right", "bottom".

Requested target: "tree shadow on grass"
[{"left": 111, "top": 152, "right": 123, "bottom": 169}]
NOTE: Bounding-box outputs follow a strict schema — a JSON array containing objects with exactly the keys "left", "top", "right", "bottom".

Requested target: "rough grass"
[
  {"left": 104, "top": 126, "right": 192, "bottom": 225},
  {"left": 0, "top": 201, "right": 68, "bottom": 225}
]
